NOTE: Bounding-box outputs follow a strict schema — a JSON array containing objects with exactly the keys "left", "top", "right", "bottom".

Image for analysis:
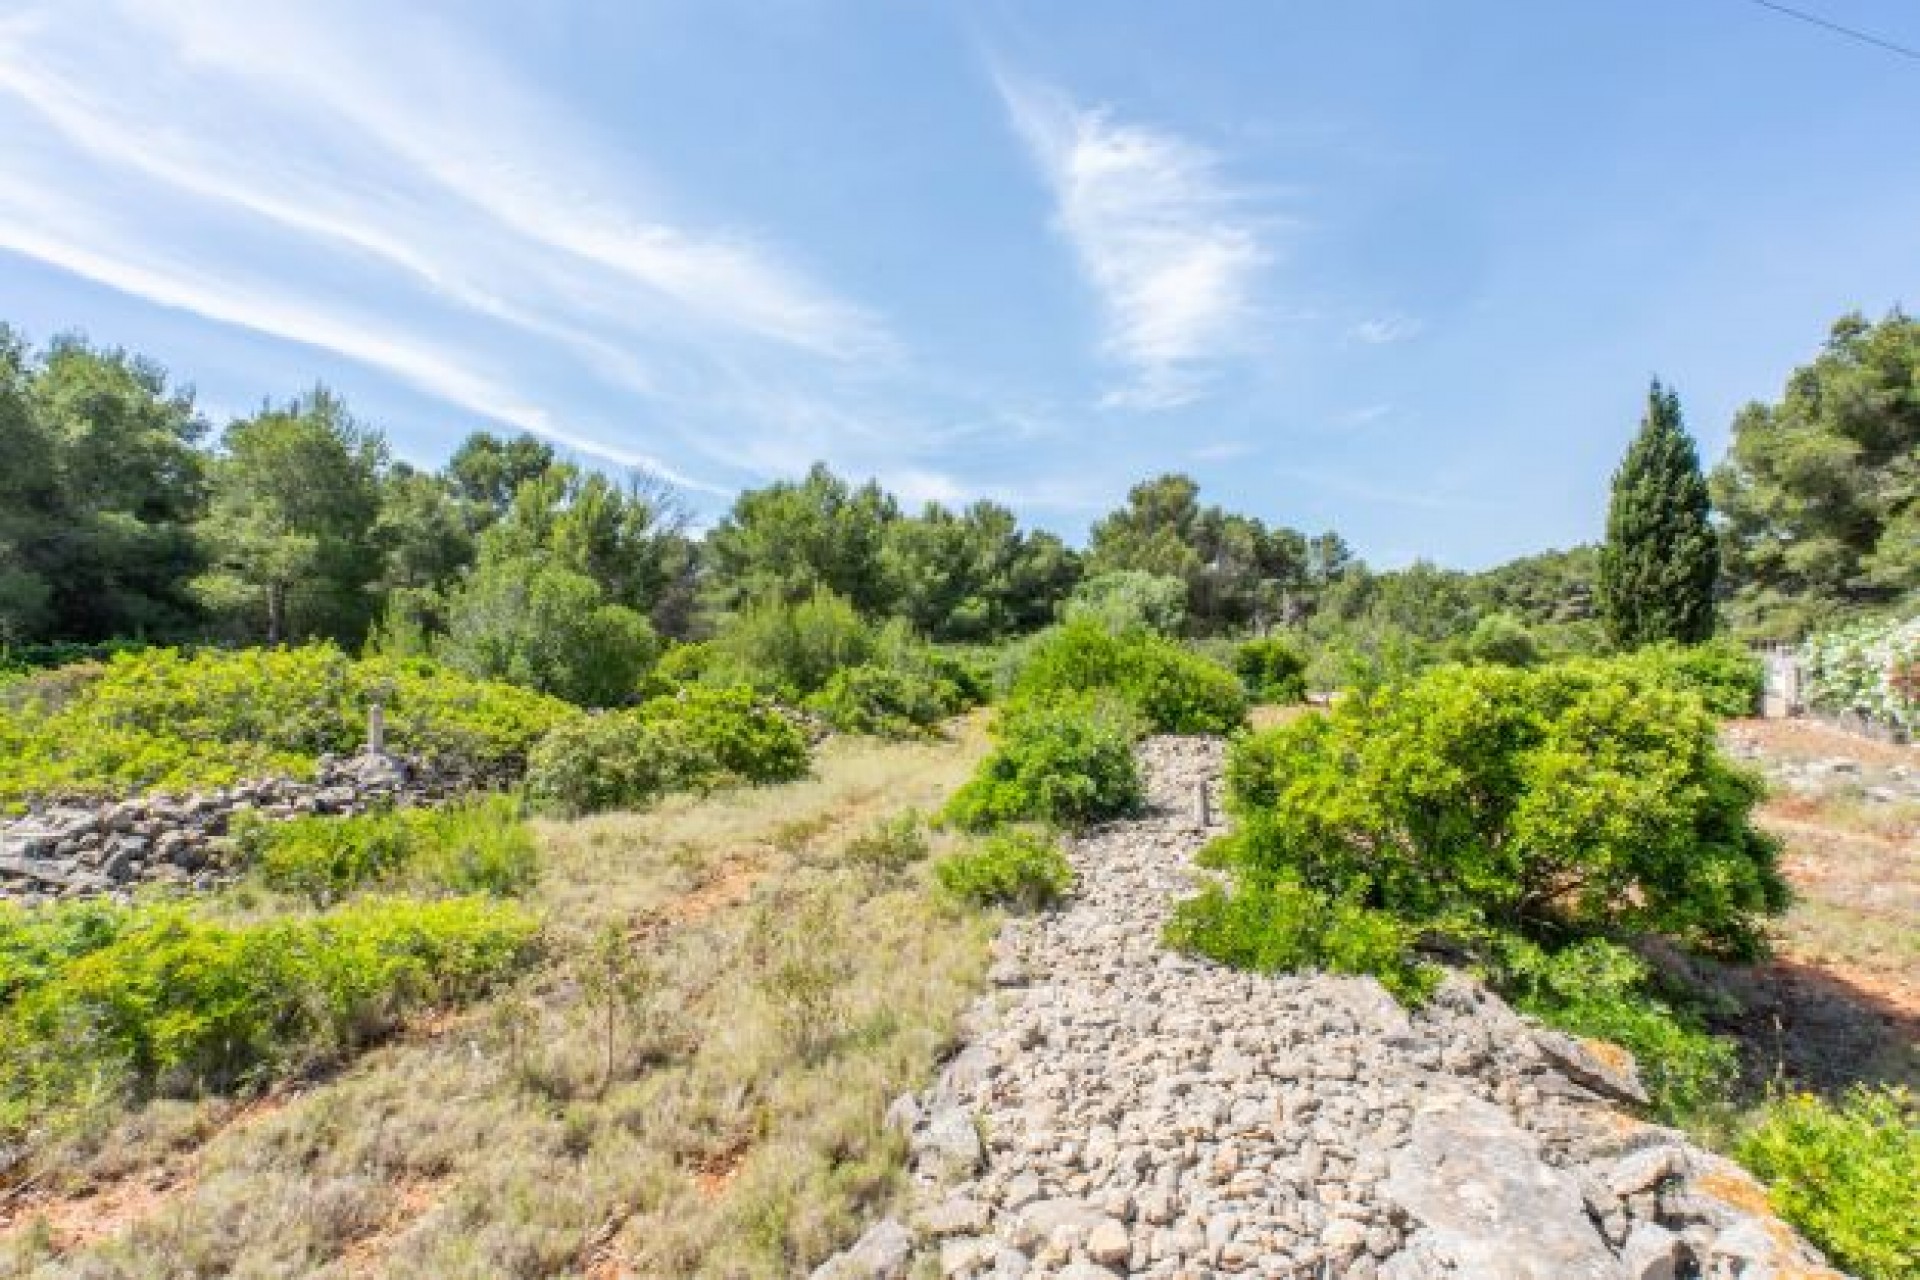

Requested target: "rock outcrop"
[{"left": 816, "top": 737, "right": 1844, "bottom": 1279}]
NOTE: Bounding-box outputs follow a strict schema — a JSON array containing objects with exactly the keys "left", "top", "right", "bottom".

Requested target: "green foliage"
[
  {"left": 1598, "top": 380, "right": 1719, "bottom": 648},
  {"left": 1165, "top": 871, "right": 1439, "bottom": 1004},
  {"left": 1713, "top": 311, "right": 1919, "bottom": 639},
  {"left": 942, "top": 694, "right": 1143, "bottom": 830},
  {"left": 0, "top": 646, "right": 578, "bottom": 807},
  {"left": 525, "top": 686, "right": 808, "bottom": 816},
  {"left": 1495, "top": 936, "right": 1736, "bottom": 1121},
  {"left": 882, "top": 499, "right": 1081, "bottom": 641},
  {"left": 0, "top": 896, "right": 537, "bottom": 1131},
  {"left": 1735, "top": 1086, "right": 1920, "bottom": 1280},
  {"left": 440, "top": 555, "right": 659, "bottom": 707},
  {"left": 1234, "top": 636, "right": 1308, "bottom": 701},
  {"left": 1007, "top": 620, "right": 1247, "bottom": 734},
  {"left": 934, "top": 829, "right": 1074, "bottom": 910},
  {"left": 1613, "top": 640, "right": 1764, "bottom": 718},
  {"left": 842, "top": 811, "right": 930, "bottom": 878},
  {"left": 804, "top": 663, "right": 959, "bottom": 738},
  {"left": 707, "top": 589, "right": 876, "bottom": 698},
  {"left": 235, "top": 795, "right": 537, "bottom": 905},
  {"left": 1063, "top": 570, "right": 1188, "bottom": 636},
  {"left": 1803, "top": 615, "right": 1919, "bottom": 733},
  {"left": 1456, "top": 612, "right": 1540, "bottom": 668},
  {"left": 1209, "top": 660, "right": 1787, "bottom": 957},
  {"left": 703, "top": 463, "right": 899, "bottom": 615}
]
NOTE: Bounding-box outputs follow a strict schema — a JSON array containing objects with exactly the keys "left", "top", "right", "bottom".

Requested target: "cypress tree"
[{"left": 1598, "top": 380, "right": 1719, "bottom": 648}]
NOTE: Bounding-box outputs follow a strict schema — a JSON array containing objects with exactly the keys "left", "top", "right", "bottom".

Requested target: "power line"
[{"left": 1737, "top": 0, "right": 1920, "bottom": 63}]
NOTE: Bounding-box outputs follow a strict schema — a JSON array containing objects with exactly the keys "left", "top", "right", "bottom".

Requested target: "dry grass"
[{"left": 1, "top": 718, "right": 996, "bottom": 1278}]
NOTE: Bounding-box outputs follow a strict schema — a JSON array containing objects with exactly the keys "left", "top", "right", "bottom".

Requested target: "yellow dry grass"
[{"left": 1, "top": 718, "right": 995, "bottom": 1278}]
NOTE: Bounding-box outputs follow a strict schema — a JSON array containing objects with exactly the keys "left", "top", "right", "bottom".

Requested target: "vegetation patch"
[
  {"left": 234, "top": 794, "right": 537, "bottom": 905},
  {"left": 1233, "top": 636, "right": 1308, "bottom": 703},
  {"left": 0, "top": 896, "right": 538, "bottom": 1137},
  {"left": 1006, "top": 620, "right": 1247, "bottom": 734},
  {"left": 1735, "top": 1086, "right": 1919, "bottom": 1280},
  {"left": 934, "top": 828, "right": 1074, "bottom": 910},
  {"left": 942, "top": 693, "right": 1143, "bottom": 831}
]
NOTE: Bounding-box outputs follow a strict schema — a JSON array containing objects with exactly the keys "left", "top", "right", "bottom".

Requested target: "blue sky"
[{"left": 1, "top": 1, "right": 1914, "bottom": 568}]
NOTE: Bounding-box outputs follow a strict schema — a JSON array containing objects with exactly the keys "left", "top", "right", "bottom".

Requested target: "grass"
[{"left": 0, "top": 718, "right": 997, "bottom": 1278}]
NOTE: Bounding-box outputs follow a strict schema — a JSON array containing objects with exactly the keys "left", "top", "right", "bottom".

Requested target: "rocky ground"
[{"left": 819, "top": 737, "right": 1844, "bottom": 1280}]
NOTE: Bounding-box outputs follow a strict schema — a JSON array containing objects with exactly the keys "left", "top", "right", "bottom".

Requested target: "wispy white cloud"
[
  {"left": 1350, "top": 314, "right": 1422, "bottom": 344},
  {"left": 997, "top": 72, "right": 1269, "bottom": 410}
]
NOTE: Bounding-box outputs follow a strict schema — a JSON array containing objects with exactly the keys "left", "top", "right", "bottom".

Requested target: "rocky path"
[{"left": 819, "top": 737, "right": 1846, "bottom": 1280}]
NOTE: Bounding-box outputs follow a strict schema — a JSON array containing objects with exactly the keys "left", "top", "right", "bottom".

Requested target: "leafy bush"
[
  {"left": 1062, "top": 570, "right": 1187, "bottom": 636},
  {"left": 0, "top": 896, "right": 537, "bottom": 1131},
  {"left": 804, "top": 663, "right": 958, "bottom": 738},
  {"left": 707, "top": 589, "right": 874, "bottom": 698},
  {"left": 0, "top": 645, "right": 579, "bottom": 808},
  {"left": 1008, "top": 621, "right": 1246, "bottom": 734},
  {"left": 1495, "top": 936, "right": 1735, "bottom": 1121},
  {"left": 1613, "top": 640, "right": 1764, "bottom": 718},
  {"left": 1206, "top": 661, "right": 1786, "bottom": 958},
  {"left": 440, "top": 557, "right": 659, "bottom": 708},
  {"left": 526, "top": 687, "right": 808, "bottom": 816},
  {"left": 935, "top": 829, "right": 1074, "bottom": 909},
  {"left": 942, "top": 694, "right": 1143, "bottom": 830},
  {"left": 235, "top": 795, "right": 537, "bottom": 905},
  {"left": 1456, "top": 612, "right": 1540, "bottom": 668},
  {"left": 1165, "top": 871, "right": 1438, "bottom": 1005},
  {"left": 1234, "top": 637, "right": 1308, "bottom": 702},
  {"left": 647, "top": 640, "right": 714, "bottom": 692},
  {"left": 1736, "top": 1086, "right": 1919, "bottom": 1279}
]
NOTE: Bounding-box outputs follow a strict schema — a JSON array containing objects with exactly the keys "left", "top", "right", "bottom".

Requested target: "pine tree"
[{"left": 1598, "top": 380, "right": 1719, "bottom": 648}]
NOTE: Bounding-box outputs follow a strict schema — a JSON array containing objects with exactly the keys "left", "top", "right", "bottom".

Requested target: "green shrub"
[
  {"left": 842, "top": 811, "right": 930, "bottom": 878},
  {"left": 1061, "top": 570, "right": 1187, "bottom": 635},
  {"left": 526, "top": 687, "right": 808, "bottom": 816},
  {"left": 1612, "top": 640, "right": 1764, "bottom": 718},
  {"left": 934, "top": 829, "right": 1074, "bottom": 909},
  {"left": 1802, "top": 615, "right": 1919, "bottom": 733},
  {"left": 1736, "top": 1086, "right": 1919, "bottom": 1279},
  {"left": 0, "top": 899, "right": 133, "bottom": 1011},
  {"left": 1210, "top": 661, "right": 1786, "bottom": 957},
  {"left": 1008, "top": 621, "right": 1246, "bottom": 734},
  {"left": 1234, "top": 637, "right": 1308, "bottom": 702},
  {"left": 0, "top": 896, "right": 537, "bottom": 1131},
  {"left": 1495, "top": 937, "right": 1736, "bottom": 1122},
  {"left": 0, "top": 646, "right": 579, "bottom": 808},
  {"left": 647, "top": 640, "right": 714, "bottom": 691},
  {"left": 1164, "top": 871, "right": 1438, "bottom": 1004},
  {"left": 439, "top": 556, "right": 660, "bottom": 708},
  {"left": 707, "top": 589, "right": 874, "bottom": 697},
  {"left": 942, "top": 694, "right": 1143, "bottom": 830},
  {"left": 236, "top": 795, "right": 537, "bottom": 905},
  {"left": 805, "top": 663, "right": 956, "bottom": 738},
  {"left": 1456, "top": 612, "right": 1540, "bottom": 668},
  {"left": 634, "top": 686, "right": 809, "bottom": 784}
]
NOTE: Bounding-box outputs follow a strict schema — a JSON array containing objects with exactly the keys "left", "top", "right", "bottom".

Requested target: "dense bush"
[
  {"left": 1062, "top": 570, "right": 1187, "bottom": 636},
  {"left": 706, "top": 589, "right": 874, "bottom": 697},
  {"left": 1165, "top": 871, "right": 1437, "bottom": 1004},
  {"left": 935, "top": 829, "right": 1075, "bottom": 910},
  {"left": 1736, "top": 1086, "right": 1919, "bottom": 1279},
  {"left": 804, "top": 663, "right": 959, "bottom": 737},
  {"left": 1495, "top": 937, "right": 1736, "bottom": 1121},
  {"left": 1455, "top": 612, "right": 1540, "bottom": 668},
  {"left": 1610, "top": 640, "right": 1764, "bottom": 718},
  {"left": 0, "top": 896, "right": 537, "bottom": 1131},
  {"left": 0, "top": 646, "right": 579, "bottom": 808},
  {"left": 439, "top": 557, "right": 659, "bottom": 707},
  {"left": 526, "top": 686, "right": 808, "bottom": 816},
  {"left": 1233, "top": 637, "right": 1308, "bottom": 702},
  {"left": 1007, "top": 621, "right": 1247, "bottom": 734},
  {"left": 1204, "top": 661, "right": 1786, "bottom": 959},
  {"left": 942, "top": 694, "right": 1143, "bottom": 830},
  {"left": 235, "top": 795, "right": 537, "bottom": 905}
]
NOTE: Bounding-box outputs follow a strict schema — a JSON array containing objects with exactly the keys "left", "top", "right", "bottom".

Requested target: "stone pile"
[
  {"left": 0, "top": 752, "right": 463, "bottom": 904},
  {"left": 818, "top": 737, "right": 1844, "bottom": 1280}
]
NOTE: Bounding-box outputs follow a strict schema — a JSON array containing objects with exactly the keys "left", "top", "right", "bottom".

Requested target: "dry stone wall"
[
  {"left": 0, "top": 753, "right": 469, "bottom": 905},
  {"left": 817, "top": 737, "right": 1845, "bottom": 1280}
]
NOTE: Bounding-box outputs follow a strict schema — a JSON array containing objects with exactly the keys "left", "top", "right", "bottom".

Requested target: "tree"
[
  {"left": 193, "top": 389, "right": 386, "bottom": 645},
  {"left": 703, "top": 463, "right": 898, "bottom": 614},
  {"left": 882, "top": 500, "right": 1080, "bottom": 640},
  {"left": 440, "top": 555, "right": 658, "bottom": 707},
  {"left": 1712, "top": 312, "right": 1919, "bottom": 638},
  {"left": 0, "top": 331, "right": 208, "bottom": 643},
  {"left": 1598, "top": 381, "right": 1718, "bottom": 648},
  {"left": 446, "top": 431, "right": 557, "bottom": 527}
]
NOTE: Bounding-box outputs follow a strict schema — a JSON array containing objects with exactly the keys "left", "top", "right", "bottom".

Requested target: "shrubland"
[
  {"left": 941, "top": 693, "right": 1143, "bottom": 831},
  {"left": 0, "top": 645, "right": 577, "bottom": 808},
  {"left": 234, "top": 795, "right": 537, "bottom": 905},
  {"left": 1003, "top": 620, "right": 1247, "bottom": 734},
  {"left": 934, "top": 828, "right": 1075, "bottom": 910}
]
